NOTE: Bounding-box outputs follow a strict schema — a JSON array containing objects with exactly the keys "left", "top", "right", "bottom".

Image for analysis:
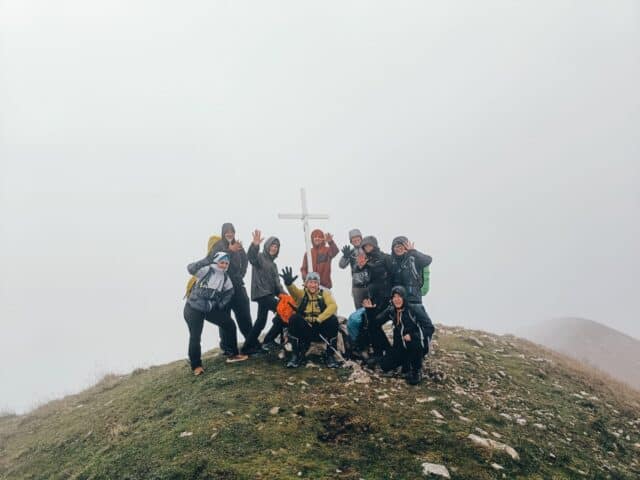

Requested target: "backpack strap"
[{"left": 197, "top": 266, "right": 214, "bottom": 289}]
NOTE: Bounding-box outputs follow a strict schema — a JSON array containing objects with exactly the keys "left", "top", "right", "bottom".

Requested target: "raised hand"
[
  {"left": 356, "top": 253, "right": 368, "bottom": 268},
  {"left": 325, "top": 232, "right": 334, "bottom": 243},
  {"left": 252, "top": 230, "right": 264, "bottom": 245},
  {"left": 341, "top": 245, "right": 352, "bottom": 258},
  {"left": 228, "top": 241, "right": 242, "bottom": 253},
  {"left": 279, "top": 266, "right": 298, "bottom": 286},
  {"left": 403, "top": 240, "right": 415, "bottom": 251}
]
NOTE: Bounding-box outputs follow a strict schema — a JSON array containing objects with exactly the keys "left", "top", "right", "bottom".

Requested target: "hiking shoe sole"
[{"left": 226, "top": 354, "right": 249, "bottom": 363}]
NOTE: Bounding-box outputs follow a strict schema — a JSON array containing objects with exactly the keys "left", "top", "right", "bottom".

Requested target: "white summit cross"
[{"left": 278, "top": 188, "right": 329, "bottom": 278}]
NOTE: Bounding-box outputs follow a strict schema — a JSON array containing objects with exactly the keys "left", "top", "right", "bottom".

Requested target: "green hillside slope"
[{"left": 1, "top": 326, "right": 639, "bottom": 479}]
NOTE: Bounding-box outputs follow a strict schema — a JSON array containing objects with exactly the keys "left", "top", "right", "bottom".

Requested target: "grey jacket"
[
  {"left": 247, "top": 237, "right": 284, "bottom": 301},
  {"left": 186, "top": 260, "right": 234, "bottom": 312}
]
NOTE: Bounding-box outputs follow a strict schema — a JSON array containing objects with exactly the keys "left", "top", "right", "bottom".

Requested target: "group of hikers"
[{"left": 183, "top": 223, "right": 435, "bottom": 385}]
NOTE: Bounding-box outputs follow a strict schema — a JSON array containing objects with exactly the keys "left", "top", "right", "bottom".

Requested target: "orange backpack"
[{"left": 276, "top": 293, "right": 297, "bottom": 324}]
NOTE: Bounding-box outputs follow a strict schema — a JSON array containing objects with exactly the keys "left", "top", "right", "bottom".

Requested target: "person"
[
  {"left": 209, "top": 223, "right": 253, "bottom": 355},
  {"left": 339, "top": 228, "right": 369, "bottom": 309},
  {"left": 183, "top": 252, "right": 248, "bottom": 375},
  {"left": 357, "top": 236, "right": 393, "bottom": 362},
  {"left": 389, "top": 236, "right": 432, "bottom": 308},
  {"left": 242, "top": 230, "right": 284, "bottom": 355},
  {"left": 279, "top": 267, "right": 340, "bottom": 369},
  {"left": 364, "top": 286, "right": 434, "bottom": 385},
  {"left": 300, "top": 229, "right": 339, "bottom": 289}
]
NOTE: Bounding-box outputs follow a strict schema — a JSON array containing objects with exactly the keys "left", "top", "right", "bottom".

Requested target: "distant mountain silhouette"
[{"left": 516, "top": 317, "right": 640, "bottom": 390}]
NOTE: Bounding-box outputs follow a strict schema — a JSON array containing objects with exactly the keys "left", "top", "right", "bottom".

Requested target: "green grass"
[{"left": 1, "top": 326, "right": 639, "bottom": 479}]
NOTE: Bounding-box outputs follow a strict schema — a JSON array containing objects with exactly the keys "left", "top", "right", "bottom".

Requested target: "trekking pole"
[{"left": 317, "top": 333, "right": 346, "bottom": 364}]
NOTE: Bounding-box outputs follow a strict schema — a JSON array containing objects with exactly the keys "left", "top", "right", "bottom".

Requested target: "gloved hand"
[
  {"left": 341, "top": 245, "right": 352, "bottom": 258},
  {"left": 279, "top": 266, "right": 298, "bottom": 286}
]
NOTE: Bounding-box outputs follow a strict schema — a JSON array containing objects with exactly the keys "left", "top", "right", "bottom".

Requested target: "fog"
[{"left": 1, "top": 0, "right": 639, "bottom": 413}]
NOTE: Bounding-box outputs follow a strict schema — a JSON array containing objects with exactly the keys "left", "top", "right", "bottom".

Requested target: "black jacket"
[
  {"left": 247, "top": 237, "right": 284, "bottom": 301},
  {"left": 390, "top": 250, "right": 432, "bottom": 303},
  {"left": 369, "top": 302, "right": 434, "bottom": 352},
  {"left": 364, "top": 247, "right": 393, "bottom": 305}
]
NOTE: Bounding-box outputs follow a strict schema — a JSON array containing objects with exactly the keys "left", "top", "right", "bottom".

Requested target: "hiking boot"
[
  {"left": 242, "top": 344, "right": 263, "bottom": 356},
  {"left": 286, "top": 336, "right": 306, "bottom": 368},
  {"left": 324, "top": 337, "right": 341, "bottom": 369},
  {"left": 193, "top": 366, "right": 205, "bottom": 376},
  {"left": 286, "top": 351, "right": 305, "bottom": 368},
  {"left": 226, "top": 354, "right": 249, "bottom": 363},
  {"left": 366, "top": 355, "right": 382, "bottom": 370},
  {"left": 261, "top": 341, "right": 278, "bottom": 353},
  {"left": 407, "top": 368, "right": 423, "bottom": 385}
]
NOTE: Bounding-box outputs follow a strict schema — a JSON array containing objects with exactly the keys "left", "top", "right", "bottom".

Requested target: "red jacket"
[{"left": 301, "top": 234, "right": 339, "bottom": 289}]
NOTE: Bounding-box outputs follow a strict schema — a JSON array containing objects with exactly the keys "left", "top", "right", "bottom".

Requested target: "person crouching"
[
  {"left": 184, "top": 252, "right": 248, "bottom": 375},
  {"left": 366, "top": 286, "right": 434, "bottom": 385},
  {"left": 279, "top": 267, "right": 340, "bottom": 369}
]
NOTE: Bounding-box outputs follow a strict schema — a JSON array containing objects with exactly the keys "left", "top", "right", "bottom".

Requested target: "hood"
[
  {"left": 221, "top": 222, "right": 236, "bottom": 243},
  {"left": 391, "top": 236, "right": 408, "bottom": 257},
  {"left": 360, "top": 235, "right": 379, "bottom": 250},
  {"left": 310, "top": 229, "right": 326, "bottom": 248},
  {"left": 263, "top": 236, "right": 280, "bottom": 259},
  {"left": 390, "top": 285, "right": 408, "bottom": 306}
]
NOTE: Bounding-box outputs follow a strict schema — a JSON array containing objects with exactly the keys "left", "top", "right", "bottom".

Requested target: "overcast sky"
[{"left": 1, "top": 0, "right": 639, "bottom": 413}]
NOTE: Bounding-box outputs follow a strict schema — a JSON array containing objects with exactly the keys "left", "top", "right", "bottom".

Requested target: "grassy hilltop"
[{"left": 1, "top": 326, "right": 639, "bottom": 479}]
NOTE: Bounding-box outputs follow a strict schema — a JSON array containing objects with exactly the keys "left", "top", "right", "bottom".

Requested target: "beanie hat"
[
  {"left": 349, "top": 229, "right": 362, "bottom": 240},
  {"left": 305, "top": 272, "right": 321, "bottom": 283},
  {"left": 213, "top": 252, "right": 230, "bottom": 264}
]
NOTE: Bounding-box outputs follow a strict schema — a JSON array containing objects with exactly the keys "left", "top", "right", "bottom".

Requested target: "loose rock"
[
  {"left": 467, "top": 434, "right": 520, "bottom": 460},
  {"left": 421, "top": 462, "right": 451, "bottom": 478}
]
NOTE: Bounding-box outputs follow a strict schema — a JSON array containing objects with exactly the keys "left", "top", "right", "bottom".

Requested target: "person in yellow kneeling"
[{"left": 279, "top": 267, "right": 340, "bottom": 369}]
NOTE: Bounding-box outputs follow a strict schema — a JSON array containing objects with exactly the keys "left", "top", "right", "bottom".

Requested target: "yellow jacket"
[{"left": 286, "top": 284, "right": 337, "bottom": 323}]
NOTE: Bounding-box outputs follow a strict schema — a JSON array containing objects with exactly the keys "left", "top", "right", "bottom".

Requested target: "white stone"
[
  {"left": 416, "top": 397, "right": 436, "bottom": 403},
  {"left": 467, "top": 434, "right": 520, "bottom": 461},
  {"left": 516, "top": 418, "right": 527, "bottom": 426},
  {"left": 431, "top": 410, "right": 445, "bottom": 419},
  {"left": 491, "top": 463, "right": 504, "bottom": 470},
  {"left": 421, "top": 462, "right": 451, "bottom": 478},
  {"left": 269, "top": 407, "right": 280, "bottom": 415},
  {"left": 179, "top": 431, "right": 193, "bottom": 438}
]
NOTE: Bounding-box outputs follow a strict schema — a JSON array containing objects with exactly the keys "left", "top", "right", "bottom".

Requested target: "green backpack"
[{"left": 420, "top": 265, "right": 430, "bottom": 296}]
